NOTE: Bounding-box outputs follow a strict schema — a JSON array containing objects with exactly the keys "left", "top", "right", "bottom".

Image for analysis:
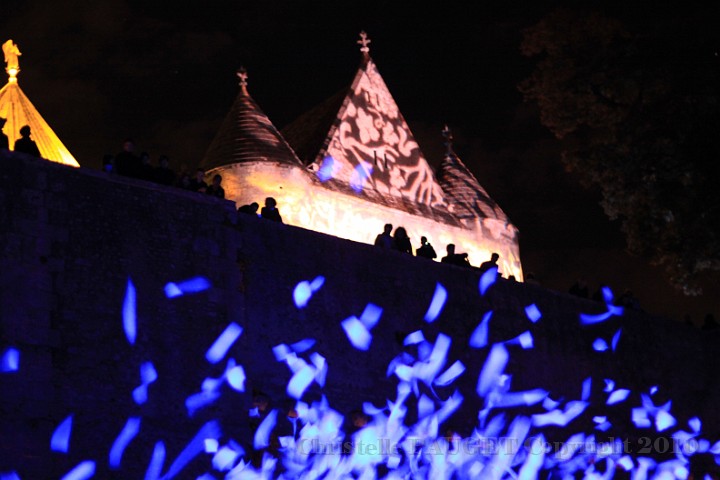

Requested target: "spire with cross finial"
[
  {"left": 236, "top": 66, "right": 248, "bottom": 94},
  {"left": 442, "top": 124, "right": 454, "bottom": 156},
  {"left": 357, "top": 31, "right": 371, "bottom": 57}
]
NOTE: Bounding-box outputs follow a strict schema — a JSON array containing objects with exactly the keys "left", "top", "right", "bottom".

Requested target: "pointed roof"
[
  {"left": 0, "top": 40, "right": 79, "bottom": 167},
  {"left": 283, "top": 32, "right": 446, "bottom": 208},
  {"left": 436, "top": 126, "right": 509, "bottom": 223},
  {"left": 200, "top": 67, "right": 303, "bottom": 171}
]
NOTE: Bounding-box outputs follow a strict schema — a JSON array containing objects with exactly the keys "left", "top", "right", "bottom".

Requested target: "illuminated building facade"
[{"left": 201, "top": 34, "right": 522, "bottom": 279}]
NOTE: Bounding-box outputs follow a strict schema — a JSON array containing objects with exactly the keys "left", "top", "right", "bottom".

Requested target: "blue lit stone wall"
[{"left": 0, "top": 151, "right": 717, "bottom": 477}]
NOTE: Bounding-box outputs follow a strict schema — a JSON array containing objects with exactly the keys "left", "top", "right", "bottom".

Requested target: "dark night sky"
[{"left": 1, "top": 0, "right": 717, "bottom": 322}]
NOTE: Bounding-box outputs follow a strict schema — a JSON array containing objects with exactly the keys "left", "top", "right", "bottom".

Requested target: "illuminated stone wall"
[
  {"left": 211, "top": 163, "right": 523, "bottom": 279},
  {"left": 1, "top": 153, "right": 718, "bottom": 477}
]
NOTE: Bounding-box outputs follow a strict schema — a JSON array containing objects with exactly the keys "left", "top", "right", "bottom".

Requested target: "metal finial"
[
  {"left": 2, "top": 39, "right": 21, "bottom": 83},
  {"left": 357, "top": 31, "right": 371, "bottom": 54},
  {"left": 442, "top": 124, "right": 454, "bottom": 156},
  {"left": 236, "top": 66, "right": 248, "bottom": 93}
]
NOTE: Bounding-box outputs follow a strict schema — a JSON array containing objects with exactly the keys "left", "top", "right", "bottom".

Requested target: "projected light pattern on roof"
[{"left": 1, "top": 276, "right": 717, "bottom": 479}]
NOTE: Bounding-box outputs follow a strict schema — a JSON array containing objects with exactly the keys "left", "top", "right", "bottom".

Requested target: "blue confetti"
[
  {"left": 593, "top": 338, "right": 609, "bottom": 351},
  {"left": 617, "top": 455, "right": 634, "bottom": 471},
  {"left": 292, "top": 281, "right": 312, "bottom": 308},
  {"left": 164, "top": 277, "right": 211, "bottom": 298},
  {"left": 60, "top": 461, "right": 95, "bottom": 480},
  {"left": 227, "top": 365, "right": 246, "bottom": 392},
  {"left": 254, "top": 410, "right": 278, "bottom": 450},
  {"left": 532, "top": 401, "right": 588, "bottom": 427},
  {"left": 109, "top": 417, "right": 141, "bottom": 469},
  {"left": 341, "top": 316, "right": 372, "bottom": 351},
  {"left": 185, "top": 390, "right": 221, "bottom": 417},
  {"left": 272, "top": 344, "right": 291, "bottom": 362},
  {"left": 478, "top": 267, "right": 498, "bottom": 296},
  {"left": 607, "top": 389, "right": 630, "bottom": 405},
  {"left": 524, "top": 304, "right": 542, "bottom": 323},
  {"left": 604, "top": 379, "right": 615, "bottom": 392},
  {"left": 144, "top": 441, "right": 165, "bottom": 480},
  {"left": 123, "top": 278, "right": 137, "bottom": 345},
  {"left": 434, "top": 360, "right": 466, "bottom": 387},
  {"left": 50, "top": 415, "right": 73, "bottom": 453},
  {"left": 290, "top": 338, "right": 316, "bottom": 353},
  {"left": 309, "top": 276, "right": 325, "bottom": 291},
  {"left": 0, "top": 347, "right": 19, "bottom": 372},
  {"left": 632, "top": 408, "right": 652, "bottom": 428},
  {"left": 0, "top": 473, "right": 20, "bottom": 480},
  {"left": 310, "top": 352, "right": 327, "bottom": 387},
  {"left": 133, "top": 361, "right": 158, "bottom": 405},
  {"left": 656, "top": 409, "right": 677, "bottom": 432},
  {"left": 205, "top": 322, "right": 243, "bottom": 364},
  {"left": 287, "top": 364, "right": 315, "bottom": 399},
  {"left": 477, "top": 344, "right": 508, "bottom": 396},
  {"left": 494, "top": 389, "right": 548, "bottom": 408},
  {"left": 611, "top": 328, "right": 622, "bottom": 351},
  {"left": 581, "top": 377, "right": 592, "bottom": 401},
  {"left": 508, "top": 331, "right": 534, "bottom": 349},
  {"left": 689, "top": 417, "right": 702, "bottom": 433},
  {"left": 316, "top": 155, "right": 335, "bottom": 182},
  {"left": 403, "top": 330, "right": 425, "bottom": 346},
  {"left": 350, "top": 163, "right": 373, "bottom": 192},
  {"left": 469, "top": 311, "right": 492, "bottom": 349},
  {"left": 518, "top": 435, "right": 546, "bottom": 480},
  {"left": 423, "top": 283, "right": 447, "bottom": 323},
  {"left": 602, "top": 286, "right": 614, "bottom": 303},
  {"left": 580, "top": 311, "right": 613, "bottom": 325},
  {"left": 213, "top": 445, "right": 242, "bottom": 471},
  {"left": 360, "top": 303, "right": 383, "bottom": 329},
  {"left": 650, "top": 386, "right": 658, "bottom": 395},
  {"left": 162, "top": 421, "right": 221, "bottom": 479},
  {"left": 203, "top": 438, "right": 218, "bottom": 453}
]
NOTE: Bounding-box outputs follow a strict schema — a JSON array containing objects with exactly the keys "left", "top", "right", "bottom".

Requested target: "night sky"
[{"left": 1, "top": 0, "right": 717, "bottom": 322}]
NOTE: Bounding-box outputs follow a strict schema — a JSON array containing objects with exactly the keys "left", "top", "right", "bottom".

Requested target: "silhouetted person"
[
  {"left": 478, "top": 253, "right": 500, "bottom": 275},
  {"left": 702, "top": 313, "right": 718, "bottom": 331},
  {"left": 14, "top": 125, "right": 40, "bottom": 157},
  {"left": 616, "top": 289, "right": 641, "bottom": 310},
  {"left": 139, "top": 151, "right": 155, "bottom": 181},
  {"left": 153, "top": 155, "right": 176, "bottom": 186},
  {"left": 260, "top": 197, "right": 282, "bottom": 222},
  {"left": 206, "top": 174, "right": 225, "bottom": 199},
  {"left": 187, "top": 168, "right": 208, "bottom": 193},
  {"left": 102, "top": 153, "right": 114, "bottom": 173},
  {"left": 441, "top": 243, "right": 471, "bottom": 268},
  {"left": 238, "top": 202, "right": 259, "bottom": 215},
  {"left": 568, "top": 278, "right": 589, "bottom": 298},
  {"left": 114, "top": 138, "right": 141, "bottom": 177},
  {"left": 0, "top": 117, "right": 8, "bottom": 150},
  {"left": 416, "top": 236, "right": 437, "bottom": 260},
  {"left": 392, "top": 226, "right": 412, "bottom": 254},
  {"left": 525, "top": 272, "right": 541, "bottom": 286},
  {"left": 374, "top": 223, "right": 393, "bottom": 248}
]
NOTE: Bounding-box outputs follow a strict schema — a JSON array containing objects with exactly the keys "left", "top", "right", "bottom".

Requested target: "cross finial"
[
  {"left": 236, "top": 66, "right": 248, "bottom": 93},
  {"left": 442, "top": 124, "right": 454, "bottom": 156},
  {"left": 357, "top": 31, "right": 371, "bottom": 55}
]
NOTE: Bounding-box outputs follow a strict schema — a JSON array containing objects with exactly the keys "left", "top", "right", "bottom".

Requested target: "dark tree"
[{"left": 519, "top": 8, "right": 720, "bottom": 294}]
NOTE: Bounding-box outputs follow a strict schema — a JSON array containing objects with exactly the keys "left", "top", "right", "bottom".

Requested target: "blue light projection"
[
  {"left": 479, "top": 266, "right": 498, "bottom": 296},
  {"left": 0, "top": 347, "right": 19, "bottom": 372},
  {"left": 316, "top": 155, "right": 335, "bottom": 182},
  {"left": 164, "top": 276, "right": 211, "bottom": 299},
  {"left": 5, "top": 271, "right": 718, "bottom": 479}
]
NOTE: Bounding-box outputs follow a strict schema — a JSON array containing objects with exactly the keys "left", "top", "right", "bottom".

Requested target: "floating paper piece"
[
  {"left": 309, "top": 276, "right": 325, "bottom": 291},
  {"left": 580, "top": 311, "right": 613, "bottom": 325},
  {"left": 542, "top": 396, "right": 561, "bottom": 410},
  {"left": 60, "top": 461, "right": 95, "bottom": 480},
  {"left": 518, "top": 435, "right": 546, "bottom": 480},
  {"left": 341, "top": 316, "right": 372, "bottom": 351},
  {"left": 287, "top": 364, "right": 316, "bottom": 399},
  {"left": 50, "top": 415, "right": 73, "bottom": 453},
  {"left": 310, "top": 352, "right": 327, "bottom": 387},
  {"left": 227, "top": 365, "right": 246, "bottom": 392},
  {"left": 185, "top": 390, "right": 221, "bottom": 417},
  {"left": 109, "top": 417, "right": 141, "bottom": 469},
  {"left": 254, "top": 410, "right": 278, "bottom": 450},
  {"left": 317, "top": 156, "right": 335, "bottom": 182},
  {"left": 593, "top": 338, "right": 609, "bottom": 352},
  {"left": 293, "top": 281, "right": 312, "bottom": 308},
  {"left": 133, "top": 361, "right": 158, "bottom": 405},
  {"left": 532, "top": 401, "right": 588, "bottom": 427},
  {"left": 632, "top": 408, "right": 652, "bottom": 428},
  {"left": 164, "top": 277, "right": 211, "bottom": 298},
  {"left": 1, "top": 347, "right": 19, "bottom": 372},
  {"left": 493, "top": 389, "right": 548, "bottom": 408},
  {"left": 479, "top": 267, "right": 498, "bottom": 296},
  {"left": 360, "top": 303, "right": 383, "bottom": 329},
  {"left": 582, "top": 377, "right": 592, "bottom": 401},
  {"left": 650, "top": 386, "right": 658, "bottom": 395},
  {"left": 424, "top": 283, "right": 447, "bottom": 323},
  {"left": 607, "top": 389, "right": 630, "bottom": 405},
  {"left": 656, "top": 410, "right": 677, "bottom": 432},
  {"left": 0, "top": 473, "right": 20, "bottom": 480},
  {"left": 272, "top": 344, "right": 291, "bottom": 362},
  {"left": 434, "top": 360, "right": 466, "bottom": 387},
  {"left": 524, "top": 304, "right": 542, "bottom": 323},
  {"left": 418, "top": 394, "right": 434, "bottom": 419},
  {"left": 205, "top": 322, "right": 243, "bottom": 364},
  {"left": 477, "top": 344, "right": 508, "bottom": 396},
  {"left": 403, "top": 330, "right": 425, "bottom": 346},
  {"left": 469, "top": 311, "right": 492, "bottom": 348},
  {"left": 689, "top": 417, "right": 702, "bottom": 433},
  {"left": 290, "top": 338, "right": 316, "bottom": 353},
  {"left": 213, "top": 445, "right": 242, "bottom": 472},
  {"left": 604, "top": 379, "right": 615, "bottom": 393},
  {"left": 617, "top": 456, "right": 634, "bottom": 471},
  {"left": 611, "top": 328, "right": 622, "bottom": 351},
  {"left": 123, "top": 278, "right": 137, "bottom": 345},
  {"left": 163, "top": 421, "right": 221, "bottom": 479},
  {"left": 203, "top": 438, "right": 218, "bottom": 453},
  {"left": 507, "top": 331, "right": 533, "bottom": 349},
  {"left": 144, "top": 441, "right": 165, "bottom": 480}
]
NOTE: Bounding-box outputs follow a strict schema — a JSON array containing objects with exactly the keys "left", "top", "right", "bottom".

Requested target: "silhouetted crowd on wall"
[{"left": 0, "top": 119, "right": 41, "bottom": 157}]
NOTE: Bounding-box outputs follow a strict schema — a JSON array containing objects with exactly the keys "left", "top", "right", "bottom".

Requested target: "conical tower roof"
[
  {"left": 436, "top": 126, "right": 509, "bottom": 223},
  {"left": 200, "top": 68, "right": 303, "bottom": 171},
  {"left": 283, "top": 32, "right": 446, "bottom": 208},
  {"left": 0, "top": 40, "right": 79, "bottom": 167}
]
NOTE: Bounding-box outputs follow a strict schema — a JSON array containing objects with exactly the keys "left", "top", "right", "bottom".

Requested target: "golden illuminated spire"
[{"left": 0, "top": 39, "right": 79, "bottom": 167}]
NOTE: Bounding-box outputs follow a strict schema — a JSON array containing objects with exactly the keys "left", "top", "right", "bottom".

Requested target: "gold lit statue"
[{"left": 2, "top": 40, "right": 21, "bottom": 79}]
